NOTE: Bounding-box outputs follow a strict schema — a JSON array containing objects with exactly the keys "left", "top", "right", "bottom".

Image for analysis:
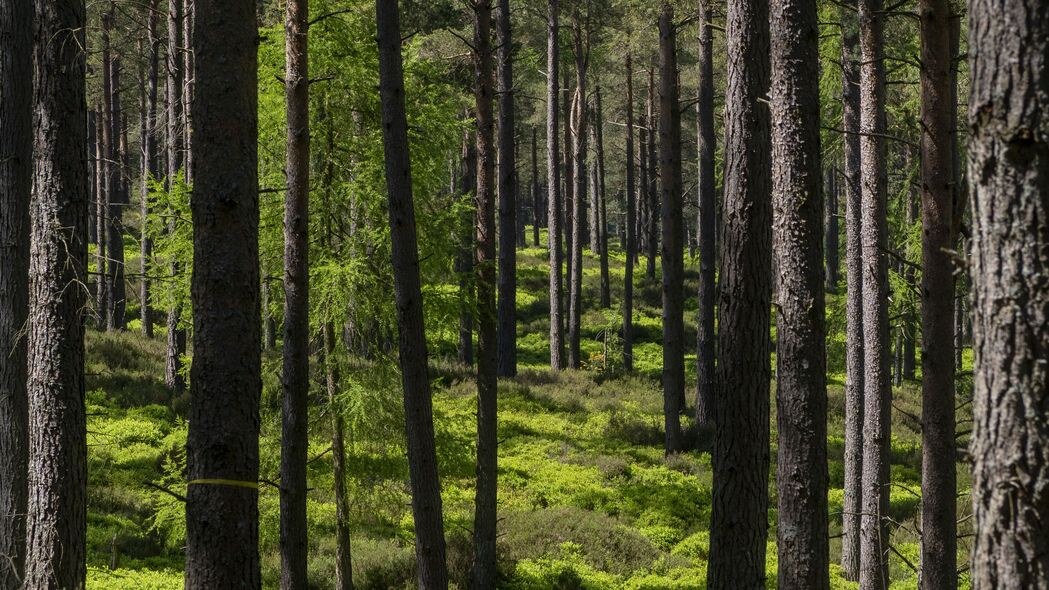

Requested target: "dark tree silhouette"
[
  {"left": 496, "top": 0, "right": 518, "bottom": 377},
  {"left": 694, "top": 0, "right": 716, "bottom": 429}
]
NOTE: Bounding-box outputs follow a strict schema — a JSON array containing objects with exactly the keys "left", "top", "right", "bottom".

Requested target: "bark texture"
[
  {"left": 0, "top": 0, "right": 32, "bottom": 583},
  {"left": 375, "top": 2, "right": 449, "bottom": 585},
  {"left": 695, "top": 0, "right": 716, "bottom": 429},
  {"left": 968, "top": 1, "right": 1049, "bottom": 587},
  {"left": 659, "top": 3, "right": 683, "bottom": 455},
  {"left": 546, "top": 0, "right": 565, "bottom": 370},
  {"left": 496, "top": 0, "right": 517, "bottom": 377},
  {"left": 184, "top": 1, "right": 262, "bottom": 586},
  {"left": 280, "top": 0, "right": 310, "bottom": 586},
  {"left": 567, "top": 14, "right": 587, "bottom": 370},
  {"left": 708, "top": 0, "right": 772, "bottom": 584},
  {"left": 25, "top": 0, "right": 89, "bottom": 586},
  {"left": 164, "top": 0, "right": 186, "bottom": 395},
  {"left": 770, "top": 1, "right": 829, "bottom": 586},
  {"left": 140, "top": 0, "right": 160, "bottom": 339},
  {"left": 622, "top": 52, "right": 636, "bottom": 372}
]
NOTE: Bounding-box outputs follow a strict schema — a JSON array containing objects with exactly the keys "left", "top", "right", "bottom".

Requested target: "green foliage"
[{"left": 145, "top": 171, "right": 192, "bottom": 330}]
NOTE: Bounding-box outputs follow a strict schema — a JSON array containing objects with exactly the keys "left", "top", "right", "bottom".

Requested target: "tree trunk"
[
  {"left": 182, "top": 0, "right": 194, "bottom": 181},
  {"left": 24, "top": 0, "right": 88, "bottom": 586},
  {"left": 567, "top": 14, "right": 587, "bottom": 370},
  {"left": 532, "top": 127, "right": 541, "bottom": 247},
  {"left": 496, "top": 0, "right": 517, "bottom": 377},
  {"left": 563, "top": 68, "right": 574, "bottom": 297},
  {"left": 165, "top": 0, "right": 186, "bottom": 395},
  {"left": 825, "top": 166, "right": 840, "bottom": 293},
  {"left": 695, "top": 0, "right": 716, "bottom": 429},
  {"left": 0, "top": 0, "right": 32, "bottom": 582},
  {"left": 708, "top": 0, "right": 772, "bottom": 584},
  {"left": 471, "top": 2, "right": 499, "bottom": 586},
  {"left": 857, "top": 0, "right": 891, "bottom": 584},
  {"left": 839, "top": 0, "right": 864, "bottom": 577},
  {"left": 375, "top": 3, "right": 450, "bottom": 585},
  {"left": 140, "top": 0, "right": 160, "bottom": 339},
  {"left": 595, "top": 86, "right": 611, "bottom": 309},
  {"left": 623, "top": 52, "right": 636, "bottom": 372},
  {"left": 280, "top": 0, "right": 310, "bottom": 586},
  {"left": 968, "top": 1, "right": 1049, "bottom": 587},
  {"left": 659, "top": 4, "right": 684, "bottom": 454},
  {"left": 770, "top": 0, "right": 829, "bottom": 585},
  {"left": 457, "top": 126, "right": 475, "bottom": 367},
  {"left": 107, "top": 56, "right": 127, "bottom": 332},
  {"left": 322, "top": 323, "right": 354, "bottom": 590},
  {"left": 184, "top": 0, "right": 262, "bottom": 586},
  {"left": 99, "top": 8, "right": 113, "bottom": 329},
  {"left": 639, "top": 117, "right": 649, "bottom": 263},
  {"left": 645, "top": 69, "right": 658, "bottom": 281},
  {"left": 547, "top": 0, "right": 565, "bottom": 370}
]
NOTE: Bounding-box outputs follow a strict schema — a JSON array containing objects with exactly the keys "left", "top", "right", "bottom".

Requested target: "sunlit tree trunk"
[{"left": 546, "top": 0, "right": 565, "bottom": 370}]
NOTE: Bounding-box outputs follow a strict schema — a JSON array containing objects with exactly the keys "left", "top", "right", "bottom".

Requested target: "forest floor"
[{"left": 83, "top": 240, "right": 970, "bottom": 589}]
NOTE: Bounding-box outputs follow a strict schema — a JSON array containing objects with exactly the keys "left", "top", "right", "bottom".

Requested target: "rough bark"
[
  {"left": 695, "top": 0, "right": 716, "bottom": 429},
  {"left": 184, "top": 0, "right": 262, "bottom": 586},
  {"left": 623, "top": 52, "right": 636, "bottom": 373},
  {"left": 919, "top": 0, "right": 958, "bottom": 576},
  {"left": 567, "top": 14, "right": 587, "bottom": 370},
  {"left": 375, "top": 2, "right": 448, "bottom": 583},
  {"left": 99, "top": 9, "right": 113, "bottom": 329},
  {"left": 857, "top": 0, "right": 891, "bottom": 584},
  {"left": 140, "top": 0, "right": 160, "bottom": 339},
  {"left": 471, "top": 2, "right": 499, "bottom": 586},
  {"left": 546, "top": 0, "right": 565, "bottom": 370},
  {"left": 840, "top": 0, "right": 864, "bottom": 577},
  {"left": 0, "top": 0, "right": 32, "bottom": 583},
  {"left": 24, "top": 0, "right": 88, "bottom": 586},
  {"left": 280, "top": 0, "right": 310, "bottom": 586},
  {"left": 659, "top": 4, "right": 683, "bottom": 455},
  {"left": 164, "top": 0, "right": 186, "bottom": 395},
  {"left": 770, "top": 0, "right": 829, "bottom": 586},
  {"left": 107, "top": 56, "right": 127, "bottom": 332},
  {"left": 496, "top": 0, "right": 517, "bottom": 377},
  {"left": 375, "top": 2, "right": 450, "bottom": 585},
  {"left": 968, "top": 0, "right": 1049, "bottom": 587},
  {"left": 708, "top": 0, "right": 772, "bottom": 583}
]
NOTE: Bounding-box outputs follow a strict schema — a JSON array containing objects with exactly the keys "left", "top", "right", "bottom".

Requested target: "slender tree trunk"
[
  {"left": 563, "top": 69, "right": 574, "bottom": 297},
  {"left": 857, "top": 0, "right": 891, "bottom": 584},
  {"left": 0, "top": 0, "right": 32, "bottom": 583},
  {"left": 182, "top": 0, "right": 194, "bottom": 182},
  {"left": 708, "top": 0, "right": 772, "bottom": 583},
  {"left": 770, "top": 0, "right": 829, "bottom": 585},
  {"left": 280, "top": 0, "right": 310, "bottom": 586},
  {"left": 639, "top": 118, "right": 649, "bottom": 264},
  {"left": 532, "top": 128, "right": 541, "bottom": 247},
  {"left": 496, "top": 0, "right": 517, "bottom": 377},
  {"left": 107, "top": 56, "right": 127, "bottom": 332},
  {"left": 645, "top": 69, "right": 658, "bottom": 281},
  {"left": 595, "top": 87, "right": 610, "bottom": 309},
  {"left": 546, "top": 0, "right": 565, "bottom": 370},
  {"left": 659, "top": 4, "right": 684, "bottom": 454},
  {"left": 825, "top": 166, "right": 840, "bottom": 293},
  {"left": 323, "top": 323, "right": 354, "bottom": 590},
  {"left": 141, "top": 0, "right": 160, "bottom": 339},
  {"left": 165, "top": 0, "right": 186, "bottom": 395},
  {"left": 184, "top": 0, "right": 262, "bottom": 586},
  {"left": 840, "top": 0, "right": 864, "bottom": 577},
  {"left": 968, "top": 1, "right": 1049, "bottom": 587},
  {"left": 24, "top": 0, "right": 88, "bottom": 586},
  {"left": 375, "top": 3, "right": 450, "bottom": 585},
  {"left": 902, "top": 176, "right": 918, "bottom": 381},
  {"left": 623, "top": 52, "right": 636, "bottom": 372},
  {"left": 99, "top": 9, "right": 113, "bottom": 330},
  {"left": 695, "top": 0, "right": 716, "bottom": 429},
  {"left": 471, "top": 2, "right": 499, "bottom": 586},
  {"left": 567, "top": 14, "right": 587, "bottom": 370},
  {"left": 457, "top": 127, "right": 475, "bottom": 366}
]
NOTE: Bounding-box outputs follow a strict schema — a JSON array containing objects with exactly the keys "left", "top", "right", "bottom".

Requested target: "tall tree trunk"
[
  {"left": 645, "top": 69, "right": 658, "bottom": 281},
  {"left": 659, "top": 4, "right": 684, "bottom": 454},
  {"left": 563, "top": 69, "right": 574, "bottom": 297},
  {"left": 918, "top": 1, "right": 957, "bottom": 586},
  {"left": 531, "top": 127, "right": 541, "bottom": 247},
  {"left": 0, "top": 0, "right": 32, "bottom": 583},
  {"left": 107, "top": 56, "right": 127, "bottom": 332},
  {"left": 280, "top": 0, "right": 310, "bottom": 586},
  {"left": 595, "top": 86, "right": 610, "bottom": 309},
  {"left": 825, "top": 166, "right": 840, "bottom": 293},
  {"left": 639, "top": 117, "right": 649, "bottom": 263},
  {"left": 857, "top": 0, "right": 891, "bottom": 584},
  {"left": 623, "top": 52, "right": 636, "bottom": 372},
  {"left": 457, "top": 127, "right": 475, "bottom": 366},
  {"left": 840, "top": 0, "right": 864, "bottom": 577},
  {"left": 182, "top": 0, "right": 194, "bottom": 181},
  {"left": 99, "top": 8, "right": 113, "bottom": 329},
  {"left": 695, "top": 0, "right": 716, "bottom": 429},
  {"left": 708, "top": 0, "right": 772, "bottom": 583},
  {"left": 165, "top": 0, "right": 186, "bottom": 395},
  {"left": 24, "top": 0, "right": 88, "bottom": 585},
  {"left": 184, "top": 0, "right": 262, "bottom": 586},
  {"left": 141, "top": 0, "right": 160, "bottom": 339},
  {"left": 567, "top": 14, "right": 587, "bottom": 370},
  {"left": 968, "top": 1, "right": 1049, "bottom": 587},
  {"left": 496, "top": 0, "right": 517, "bottom": 377},
  {"left": 902, "top": 172, "right": 918, "bottom": 381},
  {"left": 375, "top": 3, "right": 450, "bottom": 585},
  {"left": 546, "top": 0, "right": 565, "bottom": 370},
  {"left": 770, "top": 0, "right": 828, "bottom": 585},
  {"left": 323, "top": 323, "right": 354, "bottom": 590},
  {"left": 471, "top": 1, "right": 499, "bottom": 586}
]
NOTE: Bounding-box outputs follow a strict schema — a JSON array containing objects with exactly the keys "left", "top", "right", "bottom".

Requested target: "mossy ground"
[{"left": 84, "top": 231, "right": 971, "bottom": 589}]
